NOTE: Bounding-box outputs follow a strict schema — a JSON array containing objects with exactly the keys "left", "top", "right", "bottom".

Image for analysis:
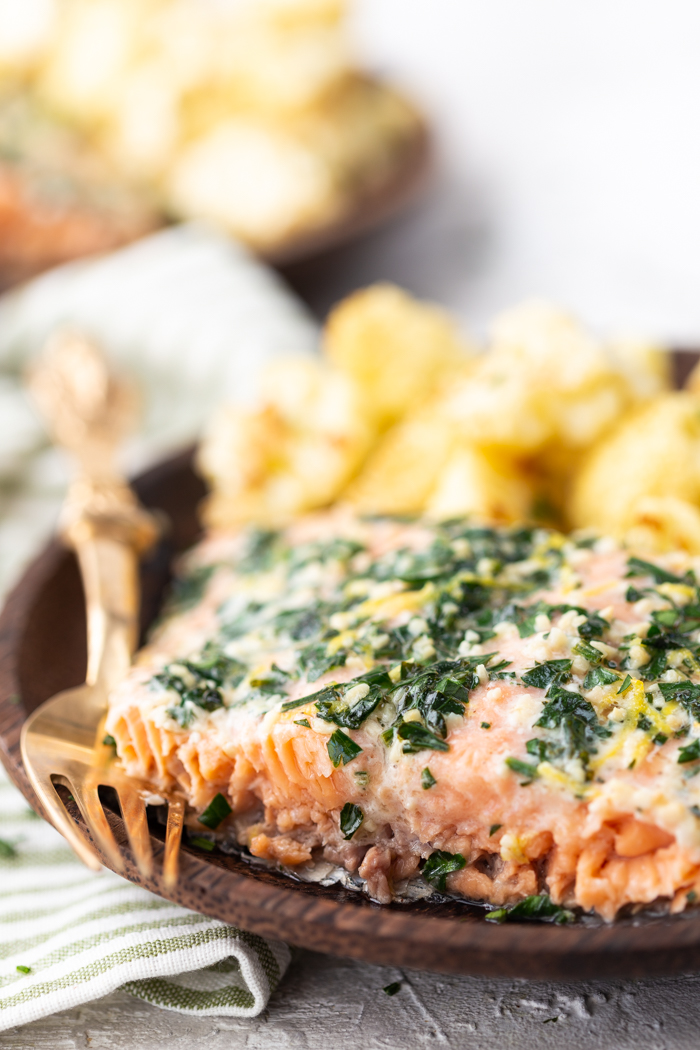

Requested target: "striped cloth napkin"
[{"left": 0, "top": 767, "right": 290, "bottom": 1032}]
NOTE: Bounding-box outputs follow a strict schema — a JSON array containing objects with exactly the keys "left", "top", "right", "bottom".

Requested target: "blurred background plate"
[{"left": 0, "top": 0, "right": 431, "bottom": 291}]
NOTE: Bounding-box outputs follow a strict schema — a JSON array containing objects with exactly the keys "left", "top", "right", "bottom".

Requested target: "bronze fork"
[{"left": 20, "top": 331, "right": 185, "bottom": 885}]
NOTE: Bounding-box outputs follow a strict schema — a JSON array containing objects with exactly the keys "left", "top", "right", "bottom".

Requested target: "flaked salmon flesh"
[{"left": 106, "top": 511, "right": 700, "bottom": 919}]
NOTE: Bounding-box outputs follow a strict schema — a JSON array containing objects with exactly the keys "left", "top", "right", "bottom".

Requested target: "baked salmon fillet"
[{"left": 106, "top": 512, "right": 700, "bottom": 920}]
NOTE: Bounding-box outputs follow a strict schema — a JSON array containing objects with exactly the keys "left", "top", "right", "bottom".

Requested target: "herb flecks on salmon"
[{"left": 106, "top": 515, "right": 700, "bottom": 919}]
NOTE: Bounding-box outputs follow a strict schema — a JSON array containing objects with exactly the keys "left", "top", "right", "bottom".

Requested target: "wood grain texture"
[{"left": 5, "top": 375, "right": 700, "bottom": 981}]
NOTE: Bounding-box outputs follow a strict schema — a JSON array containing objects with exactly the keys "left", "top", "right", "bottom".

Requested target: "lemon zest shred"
[
  {"left": 537, "top": 761, "right": 584, "bottom": 796},
  {"left": 326, "top": 628, "right": 358, "bottom": 655},
  {"left": 580, "top": 579, "right": 621, "bottom": 598},
  {"left": 589, "top": 680, "right": 674, "bottom": 773},
  {"left": 354, "top": 585, "right": 433, "bottom": 624}
]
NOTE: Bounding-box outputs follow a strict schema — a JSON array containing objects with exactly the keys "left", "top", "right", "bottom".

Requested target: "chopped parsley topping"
[
  {"left": 397, "top": 722, "right": 450, "bottom": 754},
  {"left": 339, "top": 802, "right": 364, "bottom": 839},
  {"left": 383, "top": 982, "right": 401, "bottom": 996},
  {"left": 184, "top": 644, "right": 246, "bottom": 687},
  {"left": 644, "top": 625, "right": 688, "bottom": 652},
  {"left": 237, "top": 528, "right": 279, "bottom": 574},
  {"left": 626, "top": 585, "right": 646, "bottom": 603},
  {"left": 506, "top": 757, "right": 539, "bottom": 781},
  {"left": 422, "top": 849, "right": 466, "bottom": 892},
  {"left": 489, "top": 824, "right": 502, "bottom": 836},
  {"left": 486, "top": 894, "right": 574, "bottom": 924},
  {"left": 152, "top": 646, "right": 245, "bottom": 727},
  {"left": 314, "top": 676, "right": 387, "bottom": 729},
  {"left": 577, "top": 613, "right": 609, "bottom": 640},
  {"left": 102, "top": 734, "right": 117, "bottom": 748},
  {"left": 168, "top": 564, "right": 215, "bottom": 610},
  {"left": 298, "top": 644, "right": 347, "bottom": 683},
  {"left": 534, "top": 685, "right": 610, "bottom": 765},
  {"left": 659, "top": 681, "right": 700, "bottom": 718},
  {"left": 389, "top": 662, "right": 477, "bottom": 739},
  {"left": 249, "top": 664, "right": 292, "bottom": 695},
  {"left": 189, "top": 835, "right": 216, "bottom": 852},
  {"left": 488, "top": 659, "right": 515, "bottom": 680},
  {"left": 639, "top": 651, "right": 668, "bottom": 681},
  {"left": 583, "top": 666, "right": 620, "bottom": 690},
  {"left": 327, "top": 729, "right": 363, "bottom": 767},
  {"left": 198, "top": 793, "right": 232, "bottom": 829},
  {"left": 521, "top": 659, "right": 572, "bottom": 691},
  {"left": 678, "top": 739, "right": 700, "bottom": 764},
  {"left": 526, "top": 737, "right": 559, "bottom": 763},
  {"left": 653, "top": 608, "right": 684, "bottom": 628},
  {"left": 162, "top": 686, "right": 223, "bottom": 727},
  {"left": 281, "top": 692, "right": 319, "bottom": 712},
  {"left": 294, "top": 718, "right": 311, "bottom": 728},
  {"left": 421, "top": 767, "right": 437, "bottom": 789},
  {"left": 572, "top": 640, "right": 604, "bottom": 664},
  {"left": 481, "top": 722, "right": 491, "bottom": 729},
  {"left": 626, "top": 556, "right": 688, "bottom": 586}
]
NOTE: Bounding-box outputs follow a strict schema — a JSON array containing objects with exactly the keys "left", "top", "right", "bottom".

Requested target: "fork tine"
[
  {"left": 29, "top": 769, "right": 103, "bottom": 872},
  {"left": 116, "top": 786, "right": 153, "bottom": 878},
  {"left": 71, "top": 777, "right": 124, "bottom": 872},
  {"left": 163, "top": 796, "right": 185, "bottom": 888}
]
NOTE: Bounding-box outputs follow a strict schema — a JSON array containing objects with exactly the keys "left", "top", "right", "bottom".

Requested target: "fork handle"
[
  {"left": 75, "top": 535, "right": 140, "bottom": 692},
  {"left": 64, "top": 492, "right": 158, "bottom": 693}
]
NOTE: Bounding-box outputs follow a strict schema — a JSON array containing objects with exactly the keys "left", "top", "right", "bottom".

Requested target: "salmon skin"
[{"left": 107, "top": 511, "right": 700, "bottom": 919}]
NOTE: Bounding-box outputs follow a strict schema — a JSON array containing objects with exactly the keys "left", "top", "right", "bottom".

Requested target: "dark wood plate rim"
[{"left": 4, "top": 368, "right": 700, "bottom": 980}]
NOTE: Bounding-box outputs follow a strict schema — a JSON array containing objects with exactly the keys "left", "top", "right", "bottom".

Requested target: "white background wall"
[{"left": 297, "top": 0, "right": 700, "bottom": 343}]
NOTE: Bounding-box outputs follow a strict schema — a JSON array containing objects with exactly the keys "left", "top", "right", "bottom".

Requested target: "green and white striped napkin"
[{"left": 0, "top": 766, "right": 290, "bottom": 1031}]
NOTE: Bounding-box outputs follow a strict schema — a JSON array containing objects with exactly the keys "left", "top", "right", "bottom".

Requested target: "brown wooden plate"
[{"left": 4, "top": 360, "right": 700, "bottom": 981}]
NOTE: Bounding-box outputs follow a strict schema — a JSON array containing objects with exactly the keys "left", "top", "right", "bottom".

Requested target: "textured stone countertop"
[{"left": 2, "top": 948, "right": 699, "bottom": 1050}]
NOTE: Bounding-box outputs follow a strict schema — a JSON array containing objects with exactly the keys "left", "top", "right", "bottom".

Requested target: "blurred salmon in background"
[{"left": 0, "top": 0, "right": 425, "bottom": 287}]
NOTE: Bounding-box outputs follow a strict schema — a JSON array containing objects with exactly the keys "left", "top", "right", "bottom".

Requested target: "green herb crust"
[{"left": 148, "top": 529, "right": 700, "bottom": 792}]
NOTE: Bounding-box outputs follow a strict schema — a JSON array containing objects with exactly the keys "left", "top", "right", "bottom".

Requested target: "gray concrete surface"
[{"left": 2, "top": 948, "right": 699, "bottom": 1050}]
